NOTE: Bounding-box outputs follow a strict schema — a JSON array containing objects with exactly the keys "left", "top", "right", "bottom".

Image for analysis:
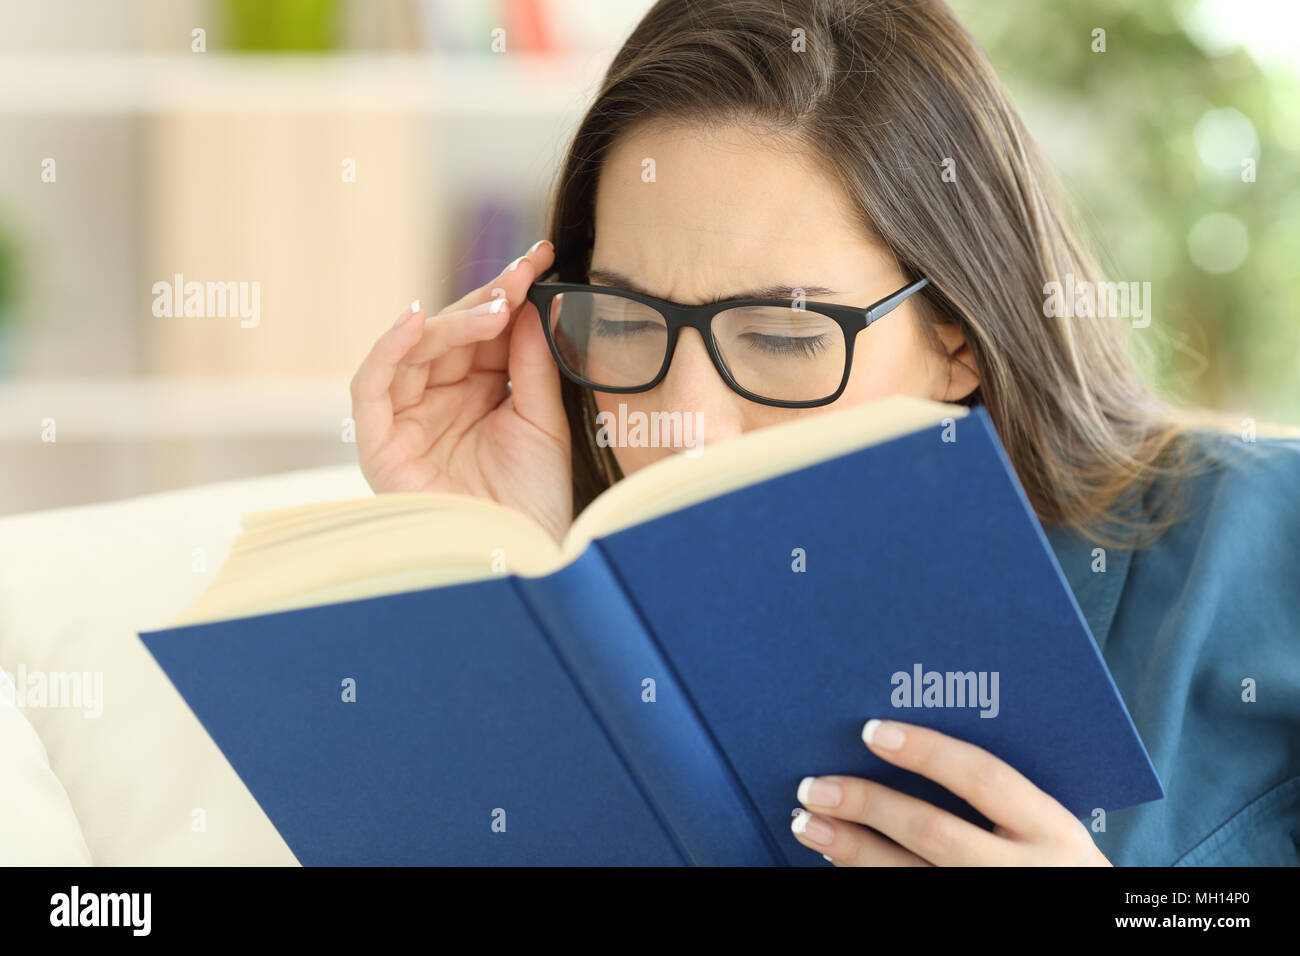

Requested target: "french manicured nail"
[
  {"left": 797, "top": 776, "right": 843, "bottom": 808},
  {"left": 790, "top": 809, "right": 834, "bottom": 846},
  {"left": 394, "top": 299, "right": 419, "bottom": 327},
  {"left": 527, "top": 238, "right": 553, "bottom": 257},
  {"left": 822, "top": 854, "right": 834, "bottom": 863},
  {"left": 469, "top": 296, "right": 510, "bottom": 316},
  {"left": 506, "top": 254, "right": 531, "bottom": 272},
  {"left": 863, "top": 719, "right": 906, "bottom": 750}
]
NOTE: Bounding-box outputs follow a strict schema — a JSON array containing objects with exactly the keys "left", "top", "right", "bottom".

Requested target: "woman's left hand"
[{"left": 791, "top": 719, "right": 1112, "bottom": 865}]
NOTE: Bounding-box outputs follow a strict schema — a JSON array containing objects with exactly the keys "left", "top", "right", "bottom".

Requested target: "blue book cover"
[{"left": 139, "top": 404, "right": 1163, "bottom": 865}]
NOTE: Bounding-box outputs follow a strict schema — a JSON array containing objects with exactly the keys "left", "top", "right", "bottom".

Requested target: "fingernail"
[
  {"left": 527, "top": 238, "right": 553, "bottom": 257},
  {"left": 863, "top": 719, "right": 906, "bottom": 750},
  {"left": 506, "top": 254, "right": 532, "bottom": 273},
  {"left": 790, "top": 809, "right": 834, "bottom": 846},
  {"left": 469, "top": 296, "right": 510, "bottom": 316},
  {"left": 797, "top": 776, "right": 843, "bottom": 808},
  {"left": 396, "top": 300, "right": 419, "bottom": 327},
  {"left": 822, "top": 854, "right": 834, "bottom": 863}
]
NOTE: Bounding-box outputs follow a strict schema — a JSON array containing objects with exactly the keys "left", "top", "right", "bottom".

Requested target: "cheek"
[
  {"left": 842, "top": 317, "right": 940, "bottom": 401},
  {"left": 592, "top": 392, "right": 659, "bottom": 476},
  {"left": 595, "top": 390, "right": 653, "bottom": 422}
]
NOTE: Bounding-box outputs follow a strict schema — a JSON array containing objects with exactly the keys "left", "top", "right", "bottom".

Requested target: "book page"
[
  {"left": 168, "top": 496, "right": 561, "bottom": 626},
  {"left": 167, "top": 395, "right": 965, "bottom": 627}
]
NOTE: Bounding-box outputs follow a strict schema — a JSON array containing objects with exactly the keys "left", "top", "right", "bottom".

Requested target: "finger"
[
  {"left": 401, "top": 292, "right": 513, "bottom": 370},
  {"left": 411, "top": 241, "right": 557, "bottom": 380},
  {"left": 396, "top": 239, "right": 556, "bottom": 399},
  {"left": 438, "top": 238, "right": 556, "bottom": 318},
  {"left": 861, "top": 719, "right": 1075, "bottom": 840},
  {"left": 390, "top": 296, "right": 514, "bottom": 412},
  {"left": 350, "top": 299, "right": 427, "bottom": 459},
  {"left": 397, "top": 234, "right": 551, "bottom": 374},
  {"left": 791, "top": 809, "right": 931, "bottom": 866},
  {"left": 355, "top": 241, "right": 557, "bottom": 449},
  {"left": 505, "top": 291, "right": 567, "bottom": 442},
  {"left": 472, "top": 240, "right": 557, "bottom": 373},
  {"left": 814, "top": 775, "right": 1017, "bottom": 865}
]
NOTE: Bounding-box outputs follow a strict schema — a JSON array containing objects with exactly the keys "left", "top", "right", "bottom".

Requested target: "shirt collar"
[
  {"left": 1040, "top": 474, "right": 1148, "bottom": 653},
  {"left": 1042, "top": 521, "right": 1135, "bottom": 653}
]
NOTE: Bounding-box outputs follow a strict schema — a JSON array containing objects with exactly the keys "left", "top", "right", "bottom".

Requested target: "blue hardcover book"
[{"left": 138, "top": 396, "right": 1164, "bottom": 865}]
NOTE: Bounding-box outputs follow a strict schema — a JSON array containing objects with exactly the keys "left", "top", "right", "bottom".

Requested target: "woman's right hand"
[{"left": 350, "top": 239, "right": 573, "bottom": 543}]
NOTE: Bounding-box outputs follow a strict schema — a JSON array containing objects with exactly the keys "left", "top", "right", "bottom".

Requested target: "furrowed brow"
[{"left": 587, "top": 267, "right": 837, "bottom": 302}]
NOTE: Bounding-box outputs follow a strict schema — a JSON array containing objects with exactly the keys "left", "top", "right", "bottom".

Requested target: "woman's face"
[{"left": 590, "top": 123, "right": 979, "bottom": 475}]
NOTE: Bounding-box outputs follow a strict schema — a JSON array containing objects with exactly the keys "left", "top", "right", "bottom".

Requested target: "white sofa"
[{"left": 0, "top": 464, "right": 373, "bottom": 865}]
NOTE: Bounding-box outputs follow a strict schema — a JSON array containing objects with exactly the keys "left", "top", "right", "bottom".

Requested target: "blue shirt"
[{"left": 1044, "top": 430, "right": 1300, "bottom": 865}]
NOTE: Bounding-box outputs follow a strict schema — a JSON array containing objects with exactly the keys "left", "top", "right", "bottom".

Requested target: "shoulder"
[
  {"left": 1104, "top": 430, "right": 1300, "bottom": 865},
  {"left": 1116, "top": 427, "right": 1300, "bottom": 625},
  {"left": 1147, "top": 428, "right": 1300, "bottom": 568},
  {"left": 1043, "top": 427, "right": 1300, "bottom": 620},
  {"left": 1177, "top": 426, "right": 1300, "bottom": 506}
]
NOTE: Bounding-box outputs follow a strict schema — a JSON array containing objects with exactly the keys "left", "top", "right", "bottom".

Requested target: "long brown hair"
[{"left": 544, "top": 0, "right": 1203, "bottom": 547}]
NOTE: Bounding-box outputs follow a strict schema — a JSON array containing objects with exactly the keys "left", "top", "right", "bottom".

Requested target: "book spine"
[{"left": 512, "top": 546, "right": 783, "bottom": 866}]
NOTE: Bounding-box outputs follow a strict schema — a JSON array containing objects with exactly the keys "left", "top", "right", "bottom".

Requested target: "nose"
[{"left": 654, "top": 328, "right": 745, "bottom": 448}]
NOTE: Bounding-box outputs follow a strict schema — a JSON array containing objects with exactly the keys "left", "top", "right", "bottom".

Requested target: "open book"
[
  {"left": 141, "top": 395, "right": 1163, "bottom": 865},
  {"left": 169, "top": 395, "right": 973, "bottom": 626}
]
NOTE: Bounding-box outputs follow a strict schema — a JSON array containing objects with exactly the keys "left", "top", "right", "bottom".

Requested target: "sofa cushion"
[{"left": 0, "top": 463, "right": 371, "bottom": 864}]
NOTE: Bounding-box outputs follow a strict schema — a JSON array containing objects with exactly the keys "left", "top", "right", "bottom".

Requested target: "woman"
[{"left": 349, "top": 0, "right": 1300, "bottom": 865}]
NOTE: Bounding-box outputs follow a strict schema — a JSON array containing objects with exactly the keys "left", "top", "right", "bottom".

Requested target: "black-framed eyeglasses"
[{"left": 526, "top": 272, "right": 931, "bottom": 408}]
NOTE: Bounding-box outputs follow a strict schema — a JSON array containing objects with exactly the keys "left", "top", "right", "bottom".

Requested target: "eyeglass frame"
[{"left": 525, "top": 272, "right": 932, "bottom": 409}]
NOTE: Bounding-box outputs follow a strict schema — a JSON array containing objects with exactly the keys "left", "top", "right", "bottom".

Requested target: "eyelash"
[
  {"left": 593, "top": 319, "right": 829, "bottom": 358},
  {"left": 593, "top": 318, "right": 658, "bottom": 337},
  {"left": 740, "top": 332, "right": 831, "bottom": 357}
]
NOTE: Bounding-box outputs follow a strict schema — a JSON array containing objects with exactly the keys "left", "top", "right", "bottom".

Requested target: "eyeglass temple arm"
[{"left": 864, "top": 276, "right": 930, "bottom": 327}]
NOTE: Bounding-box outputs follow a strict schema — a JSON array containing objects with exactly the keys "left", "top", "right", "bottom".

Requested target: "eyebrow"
[{"left": 586, "top": 267, "right": 838, "bottom": 303}]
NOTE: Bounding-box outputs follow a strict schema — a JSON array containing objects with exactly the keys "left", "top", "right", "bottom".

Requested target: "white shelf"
[
  {"left": 0, "top": 378, "right": 354, "bottom": 440},
  {"left": 0, "top": 52, "right": 610, "bottom": 115}
]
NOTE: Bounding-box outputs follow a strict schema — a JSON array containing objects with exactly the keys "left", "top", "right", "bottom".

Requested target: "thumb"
[{"left": 506, "top": 301, "right": 569, "bottom": 444}]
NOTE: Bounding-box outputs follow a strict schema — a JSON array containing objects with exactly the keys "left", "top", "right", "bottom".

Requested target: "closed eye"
[
  {"left": 593, "top": 318, "right": 662, "bottom": 336},
  {"left": 739, "top": 332, "right": 831, "bottom": 357}
]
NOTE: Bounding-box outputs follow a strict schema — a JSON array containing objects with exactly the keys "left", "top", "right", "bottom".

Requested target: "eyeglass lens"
[{"left": 546, "top": 290, "right": 847, "bottom": 403}]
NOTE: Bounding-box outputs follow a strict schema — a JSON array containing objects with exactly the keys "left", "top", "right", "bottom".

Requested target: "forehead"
[{"left": 591, "top": 122, "right": 888, "bottom": 300}]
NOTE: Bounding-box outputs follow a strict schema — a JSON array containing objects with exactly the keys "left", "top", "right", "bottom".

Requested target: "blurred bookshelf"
[
  {"left": 0, "top": 53, "right": 608, "bottom": 114},
  {"left": 0, "top": 0, "right": 654, "bottom": 515},
  {"left": 2, "top": 0, "right": 1296, "bottom": 516}
]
